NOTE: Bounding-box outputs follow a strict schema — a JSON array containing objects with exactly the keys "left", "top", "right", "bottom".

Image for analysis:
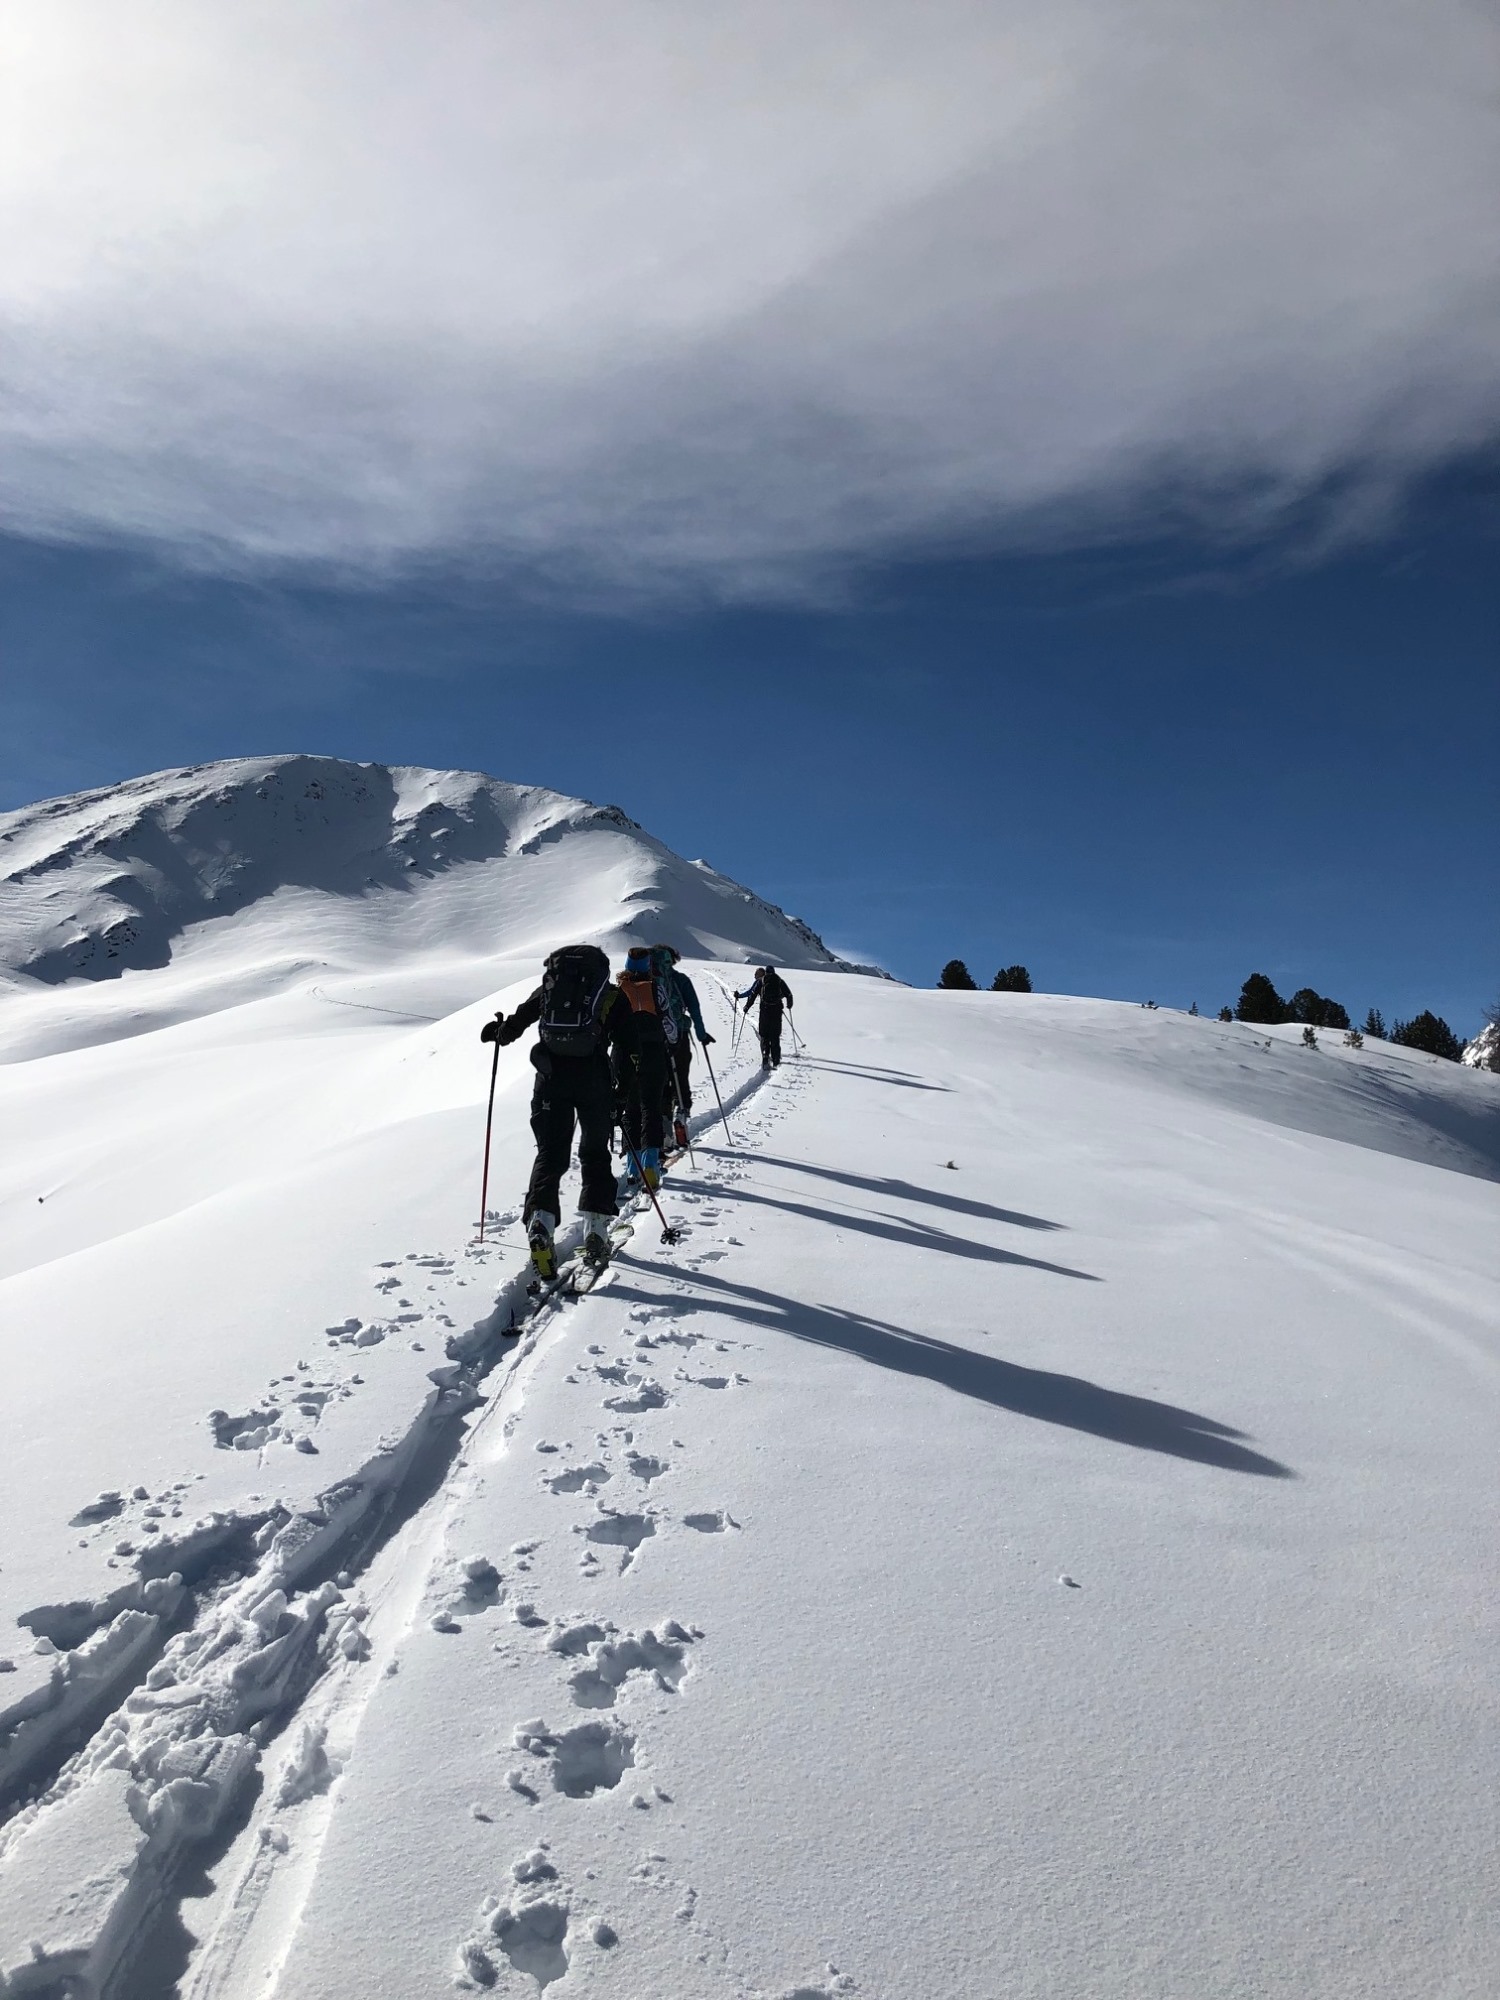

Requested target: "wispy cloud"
[{"left": 0, "top": 0, "right": 1495, "bottom": 594}]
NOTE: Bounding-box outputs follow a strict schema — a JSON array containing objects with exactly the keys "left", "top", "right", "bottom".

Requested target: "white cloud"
[{"left": 0, "top": 0, "right": 1495, "bottom": 592}]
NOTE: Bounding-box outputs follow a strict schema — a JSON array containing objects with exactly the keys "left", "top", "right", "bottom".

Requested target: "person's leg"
[
  {"left": 767, "top": 1016, "right": 783, "bottom": 1066},
  {"left": 524, "top": 1068, "right": 574, "bottom": 1223},
  {"left": 638, "top": 1041, "right": 667, "bottom": 1153},
  {"left": 619, "top": 1051, "right": 644, "bottom": 1155},
  {"left": 575, "top": 1059, "right": 620, "bottom": 1216},
  {"left": 660, "top": 1054, "right": 677, "bottom": 1140},
  {"left": 523, "top": 1066, "right": 574, "bottom": 1277},
  {"left": 673, "top": 1037, "right": 693, "bottom": 1114}
]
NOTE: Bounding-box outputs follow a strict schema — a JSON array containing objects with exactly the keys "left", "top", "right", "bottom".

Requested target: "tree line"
[
  {"left": 934, "top": 959, "right": 1475, "bottom": 1062},
  {"left": 1222, "top": 973, "right": 1465, "bottom": 1059},
  {"left": 939, "top": 960, "right": 1031, "bottom": 992}
]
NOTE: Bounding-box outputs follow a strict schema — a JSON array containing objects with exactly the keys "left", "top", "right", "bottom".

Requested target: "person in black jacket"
[
  {"left": 737, "top": 964, "right": 794, "bottom": 1068},
  {"left": 481, "top": 944, "right": 631, "bottom": 1280}
]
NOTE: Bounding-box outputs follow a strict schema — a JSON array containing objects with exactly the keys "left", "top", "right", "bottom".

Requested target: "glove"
[
  {"left": 480, "top": 1012, "right": 504, "bottom": 1044},
  {"left": 700, "top": 1031, "right": 715, "bottom": 1045}
]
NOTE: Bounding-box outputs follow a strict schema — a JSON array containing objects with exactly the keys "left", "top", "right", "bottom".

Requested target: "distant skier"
[
  {"left": 480, "top": 944, "right": 631, "bottom": 1281},
  {"left": 613, "top": 945, "right": 678, "bottom": 1188},
  {"left": 651, "top": 943, "right": 714, "bottom": 1147},
  {"left": 738, "top": 964, "right": 794, "bottom": 1068}
]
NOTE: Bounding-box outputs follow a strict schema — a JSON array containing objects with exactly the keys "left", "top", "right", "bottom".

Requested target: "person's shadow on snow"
[
  {"left": 745, "top": 1152, "right": 1068, "bottom": 1232},
  {"left": 694, "top": 1174, "right": 1096, "bottom": 1280},
  {"left": 614, "top": 1265, "right": 1294, "bottom": 1479}
]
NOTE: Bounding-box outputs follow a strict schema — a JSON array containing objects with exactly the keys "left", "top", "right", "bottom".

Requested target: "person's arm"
[
  {"left": 480, "top": 986, "right": 542, "bottom": 1044},
  {"left": 677, "top": 972, "right": 712, "bottom": 1043},
  {"left": 600, "top": 986, "right": 634, "bottom": 1058},
  {"left": 780, "top": 977, "right": 794, "bottom": 1010},
  {"left": 738, "top": 972, "right": 763, "bottom": 1010}
]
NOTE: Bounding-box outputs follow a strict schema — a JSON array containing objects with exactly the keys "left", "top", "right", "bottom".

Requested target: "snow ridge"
[{"left": 0, "top": 754, "right": 845, "bottom": 991}]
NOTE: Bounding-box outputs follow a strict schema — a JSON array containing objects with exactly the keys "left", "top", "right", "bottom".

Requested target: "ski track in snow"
[
  {"left": 0, "top": 1004, "right": 795, "bottom": 1996},
  {"left": 174, "top": 1067, "right": 824, "bottom": 2000},
  {"left": 444, "top": 1080, "right": 800, "bottom": 1996}
]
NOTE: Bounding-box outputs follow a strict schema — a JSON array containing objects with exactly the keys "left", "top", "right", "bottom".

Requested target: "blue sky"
[
  {"left": 4, "top": 463, "right": 1494, "bottom": 1031},
  {"left": 1, "top": 3, "right": 1496, "bottom": 1032}
]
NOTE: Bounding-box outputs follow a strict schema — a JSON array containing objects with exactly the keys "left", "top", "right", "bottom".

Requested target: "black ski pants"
[
  {"left": 524, "top": 1051, "right": 618, "bottom": 1223},
  {"left": 758, "top": 1010, "right": 784, "bottom": 1067},
  {"left": 669, "top": 1034, "right": 693, "bottom": 1117},
  {"left": 617, "top": 1036, "right": 667, "bottom": 1156}
]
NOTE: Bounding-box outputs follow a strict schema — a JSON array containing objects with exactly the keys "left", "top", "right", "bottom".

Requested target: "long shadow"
[
  {"left": 697, "top": 1177, "right": 1100, "bottom": 1281},
  {"left": 613, "top": 1263, "right": 1293, "bottom": 1478},
  {"left": 797, "top": 1057, "right": 952, "bottom": 1093},
  {"left": 750, "top": 1153, "right": 1065, "bottom": 1232}
]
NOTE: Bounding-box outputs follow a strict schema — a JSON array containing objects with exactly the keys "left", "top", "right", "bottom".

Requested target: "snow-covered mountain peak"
[{"left": 0, "top": 754, "right": 842, "bottom": 999}]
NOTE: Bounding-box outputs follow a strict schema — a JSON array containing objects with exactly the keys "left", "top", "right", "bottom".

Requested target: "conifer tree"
[
  {"left": 1290, "top": 988, "right": 1351, "bottom": 1031},
  {"left": 1235, "top": 973, "right": 1288, "bottom": 1025},
  {"left": 1364, "top": 1008, "right": 1386, "bottom": 1039},
  {"left": 1390, "top": 1011, "right": 1462, "bottom": 1061},
  {"left": 990, "top": 965, "right": 1032, "bottom": 992},
  {"left": 938, "top": 959, "right": 978, "bottom": 990}
]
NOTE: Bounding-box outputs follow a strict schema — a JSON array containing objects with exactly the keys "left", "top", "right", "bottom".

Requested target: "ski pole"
[
  {"left": 475, "top": 1035, "right": 501, "bottom": 1242},
  {"left": 623, "top": 1141, "right": 680, "bottom": 1243},
  {"left": 701, "top": 1040, "right": 735, "bottom": 1146},
  {"left": 788, "top": 1015, "right": 804, "bottom": 1056}
]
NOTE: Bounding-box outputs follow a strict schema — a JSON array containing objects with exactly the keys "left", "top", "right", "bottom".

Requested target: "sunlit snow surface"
[{"left": 1, "top": 760, "right": 1497, "bottom": 1998}]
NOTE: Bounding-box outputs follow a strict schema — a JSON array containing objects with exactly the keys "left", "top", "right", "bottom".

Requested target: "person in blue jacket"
[{"left": 651, "top": 944, "right": 715, "bottom": 1144}]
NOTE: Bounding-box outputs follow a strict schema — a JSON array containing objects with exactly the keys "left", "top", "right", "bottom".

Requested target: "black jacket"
[
  {"left": 495, "top": 983, "right": 632, "bottom": 1069},
  {"left": 740, "top": 969, "right": 793, "bottom": 1024}
]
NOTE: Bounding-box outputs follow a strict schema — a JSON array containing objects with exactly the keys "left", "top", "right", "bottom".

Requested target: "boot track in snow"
[{"left": 0, "top": 1058, "right": 782, "bottom": 2000}]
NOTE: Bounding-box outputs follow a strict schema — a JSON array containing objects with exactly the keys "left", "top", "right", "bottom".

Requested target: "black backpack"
[{"left": 538, "top": 945, "right": 611, "bottom": 1056}]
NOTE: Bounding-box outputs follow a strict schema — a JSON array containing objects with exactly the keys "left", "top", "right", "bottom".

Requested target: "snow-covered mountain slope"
[
  {"left": 0, "top": 755, "right": 841, "bottom": 1060},
  {"left": 1463, "top": 1019, "right": 1500, "bottom": 1071},
  {"left": 1, "top": 790, "right": 1498, "bottom": 1996}
]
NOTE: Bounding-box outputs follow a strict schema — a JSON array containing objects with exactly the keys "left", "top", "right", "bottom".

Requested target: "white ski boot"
[{"left": 580, "top": 1211, "right": 613, "bottom": 1275}]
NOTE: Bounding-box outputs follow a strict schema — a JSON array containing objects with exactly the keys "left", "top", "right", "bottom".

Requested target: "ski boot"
[
  {"left": 580, "top": 1211, "right": 613, "bottom": 1275},
  {"left": 640, "top": 1146, "right": 662, "bottom": 1191},
  {"left": 527, "top": 1211, "right": 558, "bottom": 1284}
]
